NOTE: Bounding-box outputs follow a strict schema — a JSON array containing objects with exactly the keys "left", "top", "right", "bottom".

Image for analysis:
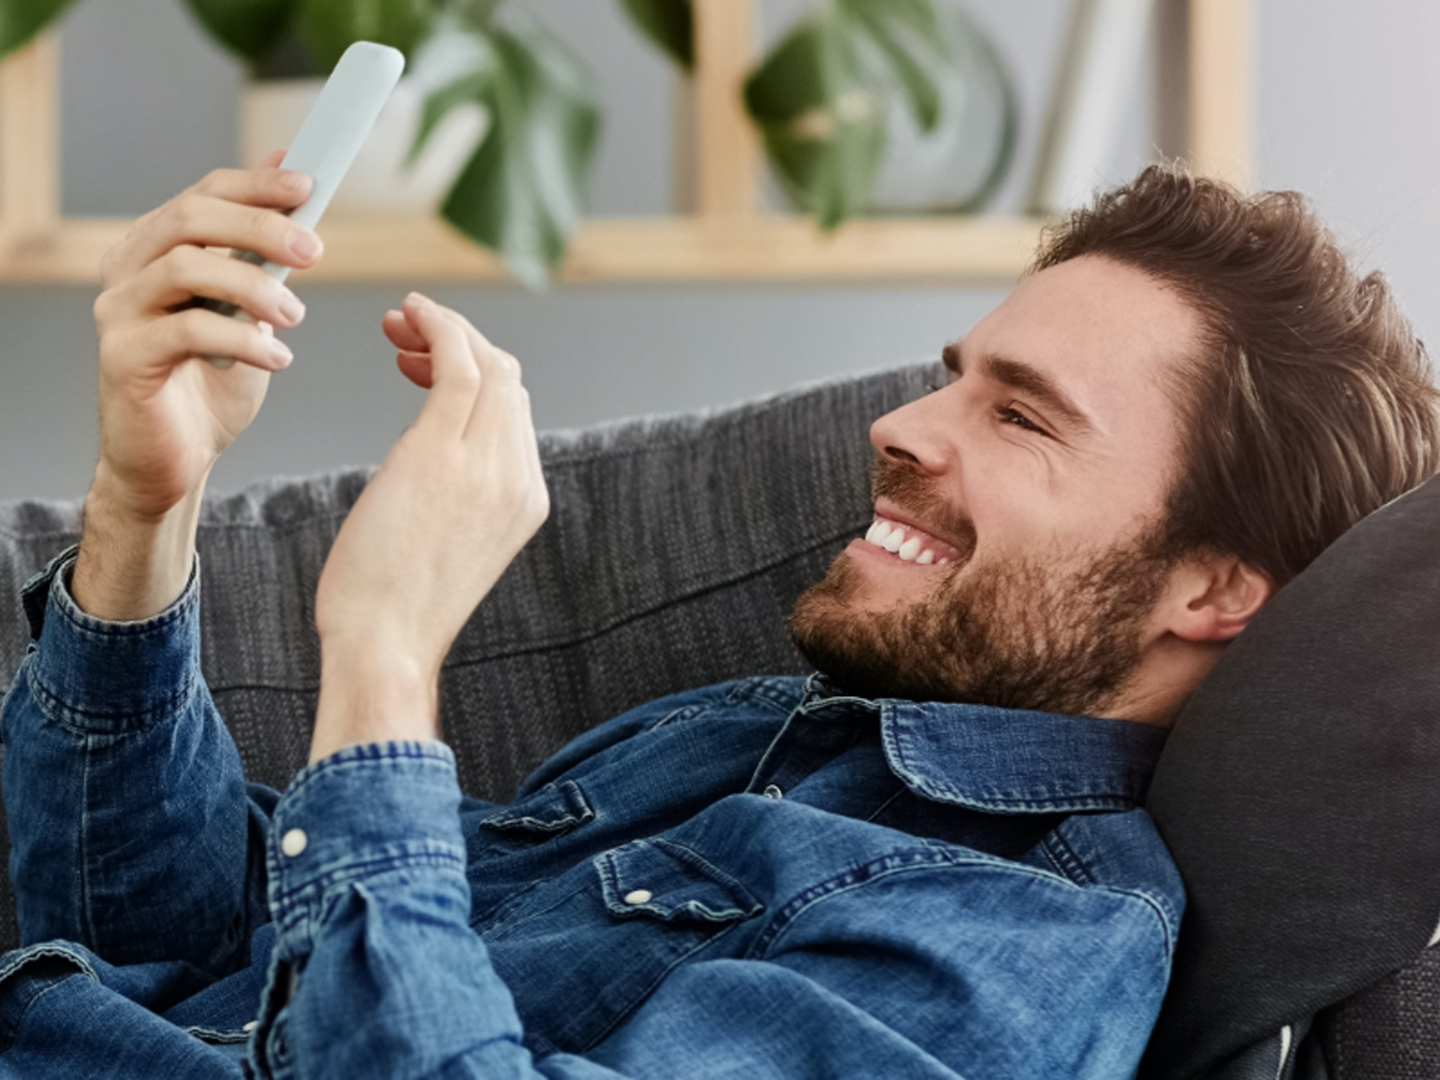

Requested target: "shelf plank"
[
  {"left": 1189, "top": 0, "right": 1253, "bottom": 188},
  {"left": 0, "top": 214, "right": 1047, "bottom": 285},
  {"left": 0, "top": 35, "right": 60, "bottom": 238},
  {"left": 693, "top": 0, "right": 760, "bottom": 218}
]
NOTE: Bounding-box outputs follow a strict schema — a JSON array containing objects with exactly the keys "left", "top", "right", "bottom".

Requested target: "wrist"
[
  {"left": 71, "top": 469, "right": 206, "bottom": 621},
  {"left": 311, "top": 644, "right": 441, "bottom": 764}
]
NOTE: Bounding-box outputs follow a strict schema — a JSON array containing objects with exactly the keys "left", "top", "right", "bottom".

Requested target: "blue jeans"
[{"left": 0, "top": 549, "right": 1183, "bottom": 1078}]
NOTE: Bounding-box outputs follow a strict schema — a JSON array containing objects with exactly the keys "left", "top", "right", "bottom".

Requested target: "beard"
[{"left": 790, "top": 459, "right": 1178, "bottom": 717}]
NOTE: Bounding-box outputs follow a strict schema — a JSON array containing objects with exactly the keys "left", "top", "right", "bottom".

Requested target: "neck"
[{"left": 1096, "top": 638, "right": 1228, "bottom": 728}]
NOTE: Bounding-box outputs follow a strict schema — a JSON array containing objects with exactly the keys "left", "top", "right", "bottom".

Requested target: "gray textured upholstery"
[{"left": 0, "top": 361, "right": 932, "bottom": 954}]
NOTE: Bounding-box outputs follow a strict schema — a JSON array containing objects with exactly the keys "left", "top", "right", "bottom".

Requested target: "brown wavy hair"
[{"left": 1033, "top": 164, "right": 1440, "bottom": 584}]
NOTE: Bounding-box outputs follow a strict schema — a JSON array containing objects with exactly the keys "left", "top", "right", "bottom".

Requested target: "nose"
[{"left": 869, "top": 390, "right": 956, "bottom": 476}]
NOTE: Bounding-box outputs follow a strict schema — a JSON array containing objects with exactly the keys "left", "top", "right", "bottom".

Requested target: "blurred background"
[{"left": 0, "top": 0, "right": 1435, "bottom": 501}]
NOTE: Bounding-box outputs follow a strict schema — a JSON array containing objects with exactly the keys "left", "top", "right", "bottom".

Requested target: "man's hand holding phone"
[{"left": 72, "top": 159, "right": 322, "bottom": 621}]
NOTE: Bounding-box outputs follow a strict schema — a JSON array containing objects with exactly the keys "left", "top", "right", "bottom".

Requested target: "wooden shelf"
[
  {"left": 0, "top": 213, "right": 1047, "bottom": 285},
  {"left": 0, "top": 0, "right": 1250, "bottom": 286}
]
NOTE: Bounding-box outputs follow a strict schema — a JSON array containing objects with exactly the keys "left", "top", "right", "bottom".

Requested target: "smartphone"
[{"left": 203, "top": 40, "right": 405, "bottom": 366}]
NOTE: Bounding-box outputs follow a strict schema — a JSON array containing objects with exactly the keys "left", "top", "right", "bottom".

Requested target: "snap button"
[
  {"left": 763, "top": 784, "right": 784, "bottom": 799},
  {"left": 623, "top": 889, "right": 653, "bottom": 905},
  {"left": 281, "top": 828, "right": 308, "bottom": 857},
  {"left": 243, "top": 1020, "right": 258, "bottom": 1033}
]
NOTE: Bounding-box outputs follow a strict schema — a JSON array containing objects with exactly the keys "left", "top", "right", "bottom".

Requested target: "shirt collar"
[{"left": 800, "top": 675, "right": 1168, "bottom": 813}]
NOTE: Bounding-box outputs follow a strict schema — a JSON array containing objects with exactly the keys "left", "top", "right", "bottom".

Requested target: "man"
[{"left": 0, "top": 161, "right": 1434, "bottom": 1078}]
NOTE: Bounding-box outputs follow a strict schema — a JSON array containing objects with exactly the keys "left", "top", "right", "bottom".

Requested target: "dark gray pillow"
[{"left": 1141, "top": 473, "right": 1440, "bottom": 1078}]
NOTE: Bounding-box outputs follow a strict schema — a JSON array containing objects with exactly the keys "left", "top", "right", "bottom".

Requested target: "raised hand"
[
  {"left": 72, "top": 158, "right": 323, "bottom": 620},
  {"left": 309, "top": 293, "right": 549, "bottom": 762}
]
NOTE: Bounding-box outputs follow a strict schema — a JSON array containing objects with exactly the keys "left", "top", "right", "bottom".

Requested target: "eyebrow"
[{"left": 942, "top": 341, "right": 1095, "bottom": 435}]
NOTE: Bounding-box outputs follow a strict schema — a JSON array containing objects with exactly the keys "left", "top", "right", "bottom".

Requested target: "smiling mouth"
[{"left": 863, "top": 516, "right": 968, "bottom": 565}]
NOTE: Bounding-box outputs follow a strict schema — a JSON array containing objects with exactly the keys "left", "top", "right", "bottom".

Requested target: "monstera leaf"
[
  {"left": 295, "top": 0, "right": 432, "bottom": 72},
  {"left": 0, "top": 0, "right": 79, "bottom": 58},
  {"left": 839, "top": 0, "right": 945, "bottom": 132},
  {"left": 181, "top": 0, "right": 292, "bottom": 68},
  {"left": 415, "top": 19, "right": 600, "bottom": 287},
  {"left": 620, "top": 0, "right": 692, "bottom": 70},
  {"left": 745, "top": 0, "right": 953, "bottom": 230}
]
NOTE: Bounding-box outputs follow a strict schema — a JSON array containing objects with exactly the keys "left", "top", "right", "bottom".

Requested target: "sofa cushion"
[{"left": 1141, "top": 473, "right": 1440, "bottom": 1078}]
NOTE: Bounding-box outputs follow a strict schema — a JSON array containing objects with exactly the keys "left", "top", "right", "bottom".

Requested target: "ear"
[{"left": 1158, "top": 551, "right": 1276, "bottom": 644}]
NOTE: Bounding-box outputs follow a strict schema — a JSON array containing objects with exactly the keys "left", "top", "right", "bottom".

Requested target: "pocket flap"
[
  {"left": 597, "top": 839, "right": 762, "bottom": 923},
  {"left": 479, "top": 780, "right": 595, "bottom": 836}
]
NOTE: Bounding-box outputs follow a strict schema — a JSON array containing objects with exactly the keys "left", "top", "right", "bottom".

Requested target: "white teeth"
[
  {"left": 898, "top": 537, "right": 922, "bottom": 562},
  {"left": 916, "top": 548, "right": 935, "bottom": 565},
  {"left": 869, "top": 520, "right": 892, "bottom": 546},
  {"left": 937, "top": 557, "right": 951, "bottom": 566},
  {"left": 882, "top": 529, "right": 906, "bottom": 553}
]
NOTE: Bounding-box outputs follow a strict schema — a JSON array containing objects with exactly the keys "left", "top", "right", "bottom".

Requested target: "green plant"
[
  {"left": 619, "top": 0, "right": 1012, "bottom": 230},
  {"left": 1, "top": 0, "right": 1011, "bottom": 283},
  {"left": 2, "top": 0, "right": 603, "bottom": 287}
]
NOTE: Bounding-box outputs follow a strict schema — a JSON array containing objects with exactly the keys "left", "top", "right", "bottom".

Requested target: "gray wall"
[{"left": 0, "top": 0, "right": 1434, "bottom": 501}]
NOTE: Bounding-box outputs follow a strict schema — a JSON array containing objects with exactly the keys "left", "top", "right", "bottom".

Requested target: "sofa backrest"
[{"left": 0, "top": 362, "right": 930, "bottom": 951}]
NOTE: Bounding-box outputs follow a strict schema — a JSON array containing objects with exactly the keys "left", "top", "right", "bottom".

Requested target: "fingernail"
[
  {"left": 281, "top": 170, "right": 309, "bottom": 192},
  {"left": 290, "top": 232, "right": 321, "bottom": 260},
  {"left": 269, "top": 337, "right": 294, "bottom": 365},
  {"left": 277, "top": 288, "right": 305, "bottom": 326},
  {"left": 406, "top": 291, "right": 430, "bottom": 307}
]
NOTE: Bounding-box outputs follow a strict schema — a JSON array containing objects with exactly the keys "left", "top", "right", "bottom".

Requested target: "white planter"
[{"left": 240, "top": 75, "right": 488, "bottom": 213}]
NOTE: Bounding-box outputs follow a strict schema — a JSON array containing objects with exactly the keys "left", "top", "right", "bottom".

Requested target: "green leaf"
[
  {"left": 841, "top": 0, "right": 945, "bottom": 133},
  {"left": 0, "top": 0, "right": 78, "bottom": 59},
  {"left": 449, "top": 0, "right": 503, "bottom": 31},
  {"left": 838, "top": 0, "right": 942, "bottom": 46},
  {"left": 295, "top": 0, "right": 432, "bottom": 73},
  {"left": 181, "top": 0, "right": 293, "bottom": 68},
  {"left": 407, "top": 69, "right": 491, "bottom": 168},
  {"left": 618, "top": 0, "right": 693, "bottom": 71},
  {"left": 437, "top": 21, "right": 600, "bottom": 287},
  {"left": 743, "top": 11, "right": 886, "bottom": 230}
]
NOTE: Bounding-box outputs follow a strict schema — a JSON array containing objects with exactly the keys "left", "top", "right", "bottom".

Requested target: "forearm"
[
  {"left": 309, "top": 646, "right": 439, "bottom": 763},
  {"left": 71, "top": 464, "right": 208, "bottom": 621}
]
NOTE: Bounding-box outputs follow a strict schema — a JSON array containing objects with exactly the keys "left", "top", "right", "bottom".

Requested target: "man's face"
[{"left": 791, "top": 255, "right": 1204, "bottom": 718}]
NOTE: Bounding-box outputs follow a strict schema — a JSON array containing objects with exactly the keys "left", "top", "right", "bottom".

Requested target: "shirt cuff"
[
  {"left": 265, "top": 741, "right": 468, "bottom": 953},
  {"left": 21, "top": 545, "right": 203, "bottom": 735}
]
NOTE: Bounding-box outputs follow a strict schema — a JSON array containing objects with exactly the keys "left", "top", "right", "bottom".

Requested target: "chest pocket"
[
  {"left": 595, "top": 839, "right": 762, "bottom": 923},
  {"left": 476, "top": 780, "right": 595, "bottom": 846},
  {"left": 484, "top": 838, "right": 763, "bottom": 1056}
]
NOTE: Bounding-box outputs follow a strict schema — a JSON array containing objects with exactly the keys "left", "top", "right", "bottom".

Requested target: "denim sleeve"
[
  {"left": 0, "top": 547, "right": 272, "bottom": 975},
  {"left": 252, "top": 742, "right": 627, "bottom": 1080}
]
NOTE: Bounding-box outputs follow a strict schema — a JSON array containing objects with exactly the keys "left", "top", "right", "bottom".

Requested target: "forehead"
[{"left": 965, "top": 255, "right": 1203, "bottom": 441}]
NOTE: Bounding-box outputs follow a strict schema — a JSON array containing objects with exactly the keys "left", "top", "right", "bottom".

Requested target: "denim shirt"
[{"left": 0, "top": 550, "right": 1183, "bottom": 1079}]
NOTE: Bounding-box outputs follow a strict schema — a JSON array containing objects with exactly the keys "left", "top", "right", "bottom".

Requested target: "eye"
[{"left": 996, "top": 404, "right": 1048, "bottom": 436}]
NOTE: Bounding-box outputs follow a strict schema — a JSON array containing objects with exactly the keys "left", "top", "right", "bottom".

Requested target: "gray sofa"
[{"left": 0, "top": 362, "right": 1434, "bottom": 1078}]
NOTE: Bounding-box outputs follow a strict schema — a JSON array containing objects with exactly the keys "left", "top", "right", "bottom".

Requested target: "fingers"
[
  {"left": 101, "top": 308, "right": 294, "bottom": 375},
  {"left": 395, "top": 350, "right": 433, "bottom": 389},
  {"left": 382, "top": 307, "right": 428, "bottom": 352},
  {"left": 397, "top": 296, "right": 538, "bottom": 470},
  {"left": 99, "top": 244, "right": 306, "bottom": 332},
  {"left": 103, "top": 166, "right": 320, "bottom": 286},
  {"left": 405, "top": 294, "right": 483, "bottom": 433}
]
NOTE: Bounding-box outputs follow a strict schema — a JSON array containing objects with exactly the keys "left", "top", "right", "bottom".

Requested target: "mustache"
[{"left": 870, "top": 457, "right": 978, "bottom": 562}]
